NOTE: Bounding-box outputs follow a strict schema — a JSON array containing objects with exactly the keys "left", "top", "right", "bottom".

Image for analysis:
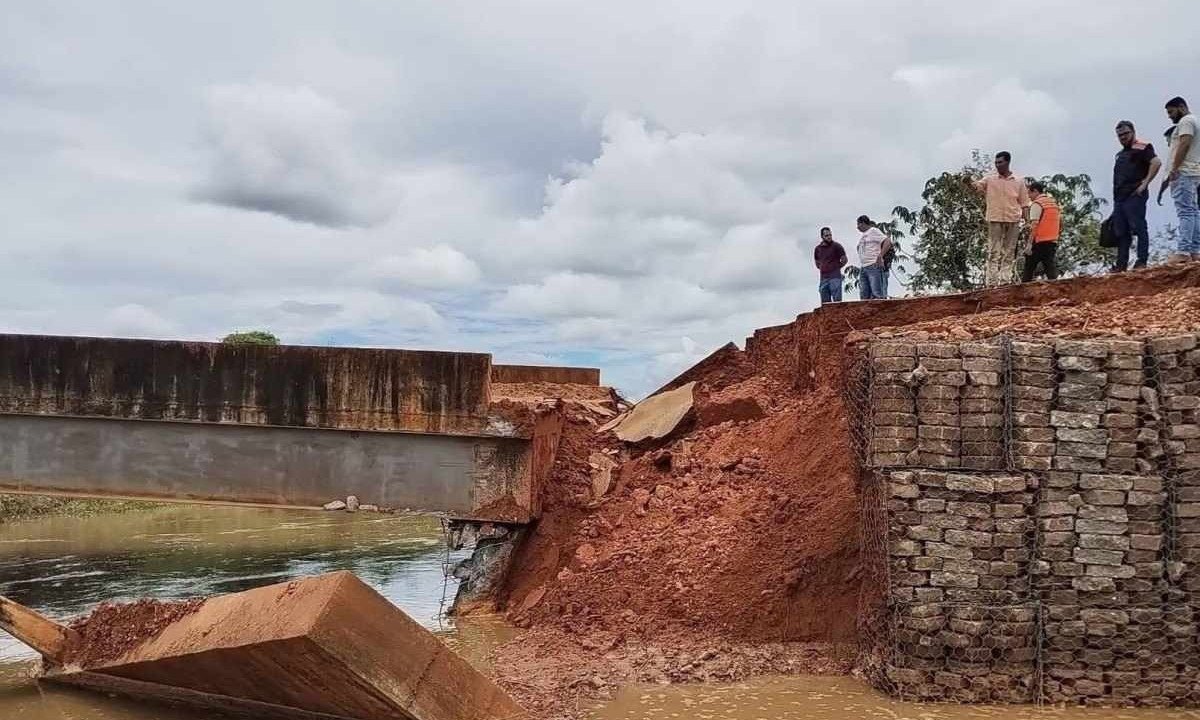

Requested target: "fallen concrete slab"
[
  {"left": 606, "top": 382, "right": 695, "bottom": 443},
  {"left": 28, "top": 572, "right": 525, "bottom": 720}
]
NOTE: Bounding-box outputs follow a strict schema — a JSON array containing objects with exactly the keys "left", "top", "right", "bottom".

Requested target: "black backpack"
[{"left": 1099, "top": 216, "right": 1117, "bottom": 248}]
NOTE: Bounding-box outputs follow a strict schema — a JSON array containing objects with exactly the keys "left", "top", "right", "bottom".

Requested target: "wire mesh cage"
[{"left": 852, "top": 331, "right": 1200, "bottom": 707}]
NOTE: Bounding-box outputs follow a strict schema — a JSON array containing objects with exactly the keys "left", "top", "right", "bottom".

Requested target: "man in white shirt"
[
  {"left": 856, "top": 215, "right": 892, "bottom": 300},
  {"left": 1164, "top": 96, "right": 1200, "bottom": 260}
]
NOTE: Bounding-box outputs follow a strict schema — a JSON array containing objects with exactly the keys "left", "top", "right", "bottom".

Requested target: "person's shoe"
[
  {"left": 1132, "top": 261, "right": 1147, "bottom": 270},
  {"left": 1109, "top": 265, "right": 1127, "bottom": 273}
]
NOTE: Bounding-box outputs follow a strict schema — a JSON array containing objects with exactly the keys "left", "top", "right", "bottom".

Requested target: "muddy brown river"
[{"left": 2, "top": 504, "right": 1199, "bottom": 720}]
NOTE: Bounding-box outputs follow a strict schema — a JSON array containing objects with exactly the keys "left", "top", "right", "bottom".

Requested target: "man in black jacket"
[{"left": 1111, "top": 120, "right": 1161, "bottom": 271}]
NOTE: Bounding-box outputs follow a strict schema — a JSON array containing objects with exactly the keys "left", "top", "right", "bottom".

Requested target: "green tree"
[
  {"left": 221, "top": 330, "right": 280, "bottom": 346},
  {"left": 893, "top": 151, "right": 990, "bottom": 294},
  {"left": 894, "top": 151, "right": 1107, "bottom": 295}
]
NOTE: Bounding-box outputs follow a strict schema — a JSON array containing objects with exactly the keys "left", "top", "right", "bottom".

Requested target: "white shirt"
[
  {"left": 858, "top": 226, "right": 887, "bottom": 265},
  {"left": 1170, "top": 114, "right": 1200, "bottom": 176}
]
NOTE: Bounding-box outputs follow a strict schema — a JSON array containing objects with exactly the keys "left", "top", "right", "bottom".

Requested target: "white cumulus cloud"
[{"left": 195, "top": 83, "right": 398, "bottom": 228}]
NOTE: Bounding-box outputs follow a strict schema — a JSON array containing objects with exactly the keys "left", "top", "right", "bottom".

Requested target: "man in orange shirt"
[
  {"left": 972, "top": 151, "right": 1031, "bottom": 287},
  {"left": 1021, "top": 180, "right": 1060, "bottom": 282}
]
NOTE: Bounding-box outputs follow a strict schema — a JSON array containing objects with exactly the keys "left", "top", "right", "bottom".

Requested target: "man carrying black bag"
[{"left": 1110, "top": 120, "right": 1161, "bottom": 271}]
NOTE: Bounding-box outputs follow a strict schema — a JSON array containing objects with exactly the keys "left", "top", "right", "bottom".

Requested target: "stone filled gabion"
[
  {"left": 869, "top": 340, "right": 1006, "bottom": 471},
  {"left": 883, "top": 470, "right": 1038, "bottom": 703},
  {"left": 856, "top": 332, "right": 1200, "bottom": 706}
]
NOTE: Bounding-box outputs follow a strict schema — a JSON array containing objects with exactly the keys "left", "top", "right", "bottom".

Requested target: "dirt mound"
[
  {"left": 65, "top": 598, "right": 204, "bottom": 668},
  {"left": 500, "top": 357, "right": 860, "bottom": 645},
  {"left": 493, "top": 382, "right": 618, "bottom": 407},
  {"left": 516, "top": 389, "right": 858, "bottom": 641},
  {"left": 494, "top": 263, "right": 1200, "bottom": 717},
  {"left": 858, "top": 285, "right": 1200, "bottom": 343}
]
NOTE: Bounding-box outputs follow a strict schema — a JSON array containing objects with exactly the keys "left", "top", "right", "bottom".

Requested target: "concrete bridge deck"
[{"left": 0, "top": 334, "right": 588, "bottom": 523}]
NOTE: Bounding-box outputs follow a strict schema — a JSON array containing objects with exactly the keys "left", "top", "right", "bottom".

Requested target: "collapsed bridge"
[{"left": 0, "top": 333, "right": 596, "bottom": 524}]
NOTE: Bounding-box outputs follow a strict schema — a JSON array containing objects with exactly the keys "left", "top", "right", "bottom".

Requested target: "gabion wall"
[{"left": 852, "top": 333, "right": 1200, "bottom": 707}]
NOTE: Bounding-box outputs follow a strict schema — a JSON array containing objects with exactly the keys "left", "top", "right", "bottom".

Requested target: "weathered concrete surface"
[
  {"left": 0, "top": 334, "right": 584, "bottom": 522},
  {"left": 47, "top": 572, "right": 527, "bottom": 720},
  {"left": 491, "top": 364, "right": 600, "bottom": 386},
  {"left": 0, "top": 334, "right": 494, "bottom": 435},
  {"left": 608, "top": 382, "right": 696, "bottom": 443},
  {"left": 0, "top": 415, "right": 536, "bottom": 514}
]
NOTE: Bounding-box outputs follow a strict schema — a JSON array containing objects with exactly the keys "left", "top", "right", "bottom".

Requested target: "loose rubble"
[{"left": 495, "top": 265, "right": 1200, "bottom": 716}]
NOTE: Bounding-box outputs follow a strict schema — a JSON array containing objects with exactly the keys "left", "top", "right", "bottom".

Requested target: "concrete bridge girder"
[{"left": 0, "top": 334, "right": 578, "bottom": 523}]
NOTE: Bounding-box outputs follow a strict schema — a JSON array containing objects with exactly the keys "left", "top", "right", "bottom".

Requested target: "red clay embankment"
[{"left": 491, "top": 264, "right": 1200, "bottom": 718}]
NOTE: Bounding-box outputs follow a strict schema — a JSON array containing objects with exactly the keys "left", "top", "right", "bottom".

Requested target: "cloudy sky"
[{"left": 3, "top": 1, "right": 1198, "bottom": 396}]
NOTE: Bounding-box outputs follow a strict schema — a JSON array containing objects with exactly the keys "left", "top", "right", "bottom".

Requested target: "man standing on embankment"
[
  {"left": 856, "top": 215, "right": 891, "bottom": 300},
  {"left": 1165, "top": 97, "right": 1200, "bottom": 261},
  {"left": 972, "top": 151, "right": 1031, "bottom": 286},
  {"left": 813, "top": 227, "right": 848, "bottom": 304},
  {"left": 1022, "top": 180, "right": 1060, "bottom": 282},
  {"left": 1111, "top": 120, "right": 1160, "bottom": 271}
]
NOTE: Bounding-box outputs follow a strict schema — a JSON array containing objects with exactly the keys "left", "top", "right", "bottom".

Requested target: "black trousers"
[
  {"left": 1021, "top": 242, "right": 1058, "bottom": 282},
  {"left": 1113, "top": 193, "right": 1149, "bottom": 270}
]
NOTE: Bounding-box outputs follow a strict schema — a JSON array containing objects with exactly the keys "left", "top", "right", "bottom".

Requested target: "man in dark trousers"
[
  {"left": 1022, "top": 180, "right": 1060, "bottom": 282},
  {"left": 813, "top": 226, "right": 847, "bottom": 304},
  {"left": 1111, "top": 120, "right": 1161, "bottom": 271}
]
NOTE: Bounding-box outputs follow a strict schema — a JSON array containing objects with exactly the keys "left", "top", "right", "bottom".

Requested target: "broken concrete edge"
[
  {"left": 491, "top": 364, "right": 601, "bottom": 386},
  {"left": 48, "top": 572, "right": 528, "bottom": 720},
  {"left": 609, "top": 382, "right": 696, "bottom": 444},
  {"left": 650, "top": 343, "right": 742, "bottom": 397},
  {"left": 0, "top": 596, "right": 78, "bottom": 665},
  {"left": 440, "top": 405, "right": 564, "bottom": 526},
  {"left": 448, "top": 524, "right": 527, "bottom": 617}
]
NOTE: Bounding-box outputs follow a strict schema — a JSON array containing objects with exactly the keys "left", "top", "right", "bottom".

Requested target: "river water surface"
[
  {"left": 2, "top": 505, "right": 1200, "bottom": 720},
  {"left": 0, "top": 504, "right": 468, "bottom": 719}
]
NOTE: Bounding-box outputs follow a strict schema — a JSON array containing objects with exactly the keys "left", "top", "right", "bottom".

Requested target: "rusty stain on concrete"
[{"left": 0, "top": 334, "right": 493, "bottom": 435}]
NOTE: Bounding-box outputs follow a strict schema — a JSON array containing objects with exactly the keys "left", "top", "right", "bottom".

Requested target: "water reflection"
[
  {"left": 0, "top": 505, "right": 466, "bottom": 663},
  {"left": 0, "top": 504, "right": 472, "bottom": 719}
]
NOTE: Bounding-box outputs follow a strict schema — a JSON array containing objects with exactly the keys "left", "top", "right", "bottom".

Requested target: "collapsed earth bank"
[{"left": 490, "top": 264, "right": 1200, "bottom": 717}]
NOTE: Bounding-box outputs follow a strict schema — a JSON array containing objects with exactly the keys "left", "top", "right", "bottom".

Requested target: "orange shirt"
[
  {"left": 1030, "top": 194, "right": 1061, "bottom": 243},
  {"left": 974, "top": 173, "right": 1031, "bottom": 223}
]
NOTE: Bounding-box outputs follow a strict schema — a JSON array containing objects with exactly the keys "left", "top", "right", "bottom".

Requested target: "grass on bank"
[{"left": 0, "top": 494, "right": 158, "bottom": 522}]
